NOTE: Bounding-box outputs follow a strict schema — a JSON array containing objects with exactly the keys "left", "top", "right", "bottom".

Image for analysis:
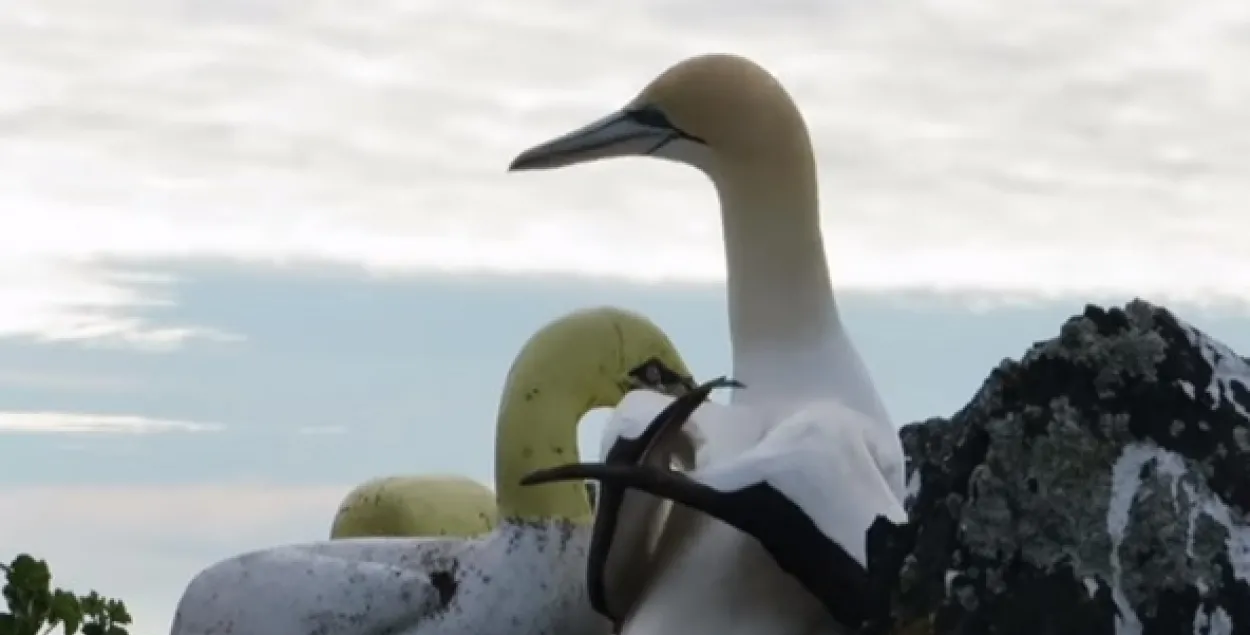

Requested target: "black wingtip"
[
  {"left": 862, "top": 514, "right": 916, "bottom": 632},
  {"left": 684, "top": 375, "right": 743, "bottom": 402},
  {"left": 613, "top": 374, "right": 740, "bottom": 464},
  {"left": 526, "top": 463, "right": 726, "bottom": 518}
]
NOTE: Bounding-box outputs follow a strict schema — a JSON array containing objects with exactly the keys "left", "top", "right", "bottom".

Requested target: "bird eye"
[
  {"left": 627, "top": 358, "right": 659, "bottom": 383},
  {"left": 624, "top": 358, "right": 698, "bottom": 396},
  {"left": 644, "top": 364, "right": 661, "bottom": 385}
]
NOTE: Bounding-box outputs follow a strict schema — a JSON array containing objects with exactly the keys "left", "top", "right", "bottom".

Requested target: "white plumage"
[{"left": 686, "top": 400, "right": 906, "bottom": 566}]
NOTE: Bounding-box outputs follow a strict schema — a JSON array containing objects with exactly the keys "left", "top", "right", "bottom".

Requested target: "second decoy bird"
[
  {"left": 329, "top": 475, "right": 498, "bottom": 539},
  {"left": 171, "top": 306, "right": 695, "bottom": 635}
]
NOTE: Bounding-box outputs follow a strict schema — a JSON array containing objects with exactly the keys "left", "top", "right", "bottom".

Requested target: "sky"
[{"left": 1, "top": 0, "right": 1249, "bottom": 634}]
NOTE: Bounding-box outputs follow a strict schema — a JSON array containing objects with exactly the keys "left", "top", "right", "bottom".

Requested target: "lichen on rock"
[{"left": 865, "top": 300, "right": 1250, "bottom": 635}]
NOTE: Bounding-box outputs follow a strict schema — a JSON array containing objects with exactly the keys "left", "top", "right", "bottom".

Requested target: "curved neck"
[
  {"left": 494, "top": 383, "right": 594, "bottom": 523},
  {"left": 710, "top": 156, "right": 841, "bottom": 394}
]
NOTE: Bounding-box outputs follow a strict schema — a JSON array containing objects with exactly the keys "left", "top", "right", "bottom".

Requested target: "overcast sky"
[{"left": 2, "top": 0, "right": 1249, "bottom": 634}]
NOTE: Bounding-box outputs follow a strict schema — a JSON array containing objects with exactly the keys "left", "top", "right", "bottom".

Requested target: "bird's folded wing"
[
  {"left": 172, "top": 542, "right": 447, "bottom": 635},
  {"left": 692, "top": 401, "right": 907, "bottom": 567}
]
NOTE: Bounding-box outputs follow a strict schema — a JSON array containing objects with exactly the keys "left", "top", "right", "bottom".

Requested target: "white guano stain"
[
  {"left": 1182, "top": 324, "right": 1250, "bottom": 420},
  {"left": 1107, "top": 442, "right": 1250, "bottom": 635}
]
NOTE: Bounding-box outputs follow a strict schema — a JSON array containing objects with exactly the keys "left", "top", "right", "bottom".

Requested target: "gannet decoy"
[
  {"left": 327, "top": 358, "right": 644, "bottom": 540},
  {"left": 330, "top": 475, "right": 498, "bottom": 539},
  {"left": 170, "top": 306, "right": 696, "bottom": 635},
  {"left": 509, "top": 53, "right": 907, "bottom": 635}
]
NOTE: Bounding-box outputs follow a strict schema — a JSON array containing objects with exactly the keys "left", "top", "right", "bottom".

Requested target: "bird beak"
[{"left": 508, "top": 110, "right": 676, "bottom": 172}]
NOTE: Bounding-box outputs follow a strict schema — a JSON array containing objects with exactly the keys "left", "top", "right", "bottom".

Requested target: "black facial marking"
[
  {"left": 624, "top": 106, "right": 675, "bottom": 129},
  {"left": 626, "top": 357, "right": 698, "bottom": 396},
  {"left": 623, "top": 106, "right": 706, "bottom": 145}
]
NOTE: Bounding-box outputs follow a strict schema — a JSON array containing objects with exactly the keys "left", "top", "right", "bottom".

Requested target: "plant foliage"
[{"left": 0, "top": 554, "right": 131, "bottom": 635}]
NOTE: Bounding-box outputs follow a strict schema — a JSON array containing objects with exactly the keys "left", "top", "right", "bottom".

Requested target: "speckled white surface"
[{"left": 171, "top": 520, "right": 608, "bottom": 635}]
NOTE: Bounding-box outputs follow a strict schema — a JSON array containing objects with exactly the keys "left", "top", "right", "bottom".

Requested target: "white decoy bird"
[
  {"left": 170, "top": 307, "right": 696, "bottom": 635},
  {"left": 509, "top": 53, "right": 908, "bottom": 635}
]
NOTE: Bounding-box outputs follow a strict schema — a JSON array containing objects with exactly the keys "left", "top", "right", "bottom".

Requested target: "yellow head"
[
  {"left": 507, "top": 54, "right": 812, "bottom": 177},
  {"left": 329, "top": 475, "right": 497, "bottom": 539},
  {"left": 499, "top": 306, "right": 693, "bottom": 413},
  {"left": 494, "top": 306, "right": 693, "bottom": 521}
]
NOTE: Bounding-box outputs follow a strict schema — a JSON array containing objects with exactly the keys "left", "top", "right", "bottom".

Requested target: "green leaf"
[
  {"left": 76, "top": 594, "right": 102, "bottom": 618},
  {"left": 49, "top": 591, "right": 81, "bottom": 635},
  {"left": 7, "top": 556, "right": 50, "bottom": 596},
  {"left": 2, "top": 555, "right": 130, "bottom": 635},
  {"left": 4, "top": 554, "right": 53, "bottom": 634},
  {"left": 0, "top": 584, "right": 18, "bottom": 617},
  {"left": 103, "top": 601, "right": 130, "bottom": 626}
]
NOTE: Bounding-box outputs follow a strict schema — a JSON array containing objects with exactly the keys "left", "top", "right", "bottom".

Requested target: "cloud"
[
  {"left": 0, "top": 412, "right": 224, "bottom": 434},
  {"left": 0, "top": 261, "right": 237, "bottom": 349},
  {"left": 0, "top": 369, "right": 142, "bottom": 393},
  {"left": 0, "top": 484, "right": 347, "bottom": 635},
  {"left": 2, "top": 0, "right": 1250, "bottom": 346}
]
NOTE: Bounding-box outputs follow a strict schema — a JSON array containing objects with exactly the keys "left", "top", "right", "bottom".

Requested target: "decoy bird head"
[
  {"left": 494, "top": 306, "right": 694, "bottom": 522},
  {"left": 508, "top": 54, "right": 812, "bottom": 178},
  {"left": 623, "top": 357, "right": 698, "bottom": 397},
  {"left": 502, "top": 306, "right": 694, "bottom": 413}
]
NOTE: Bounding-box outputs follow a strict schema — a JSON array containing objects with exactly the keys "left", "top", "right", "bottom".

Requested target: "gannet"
[
  {"left": 330, "top": 475, "right": 498, "bottom": 539},
  {"left": 170, "top": 306, "right": 695, "bottom": 635},
  {"left": 509, "top": 54, "right": 907, "bottom": 635}
]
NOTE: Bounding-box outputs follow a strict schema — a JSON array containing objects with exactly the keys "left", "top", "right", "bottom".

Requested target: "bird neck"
[
  {"left": 494, "top": 377, "right": 594, "bottom": 524},
  {"left": 711, "top": 157, "right": 842, "bottom": 395}
]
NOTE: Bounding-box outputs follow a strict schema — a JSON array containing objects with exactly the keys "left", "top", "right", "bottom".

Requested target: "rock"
[{"left": 864, "top": 300, "right": 1250, "bottom": 635}]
